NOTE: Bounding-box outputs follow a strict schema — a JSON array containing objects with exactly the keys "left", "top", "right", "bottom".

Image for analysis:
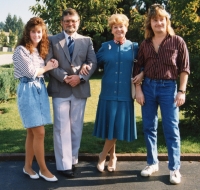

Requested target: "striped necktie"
[{"left": 68, "top": 36, "right": 74, "bottom": 59}]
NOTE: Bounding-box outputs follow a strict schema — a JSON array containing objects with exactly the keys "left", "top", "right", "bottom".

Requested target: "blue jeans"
[{"left": 142, "top": 77, "right": 180, "bottom": 171}]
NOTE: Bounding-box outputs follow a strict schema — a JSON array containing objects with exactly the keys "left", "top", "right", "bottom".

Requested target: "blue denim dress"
[{"left": 17, "top": 77, "right": 52, "bottom": 128}]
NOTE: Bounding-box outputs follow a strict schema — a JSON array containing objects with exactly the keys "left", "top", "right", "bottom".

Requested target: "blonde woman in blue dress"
[
  {"left": 93, "top": 14, "right": 143, "bottom": 172},
  {"left": 82, "top": 14, "right": 143, "bottom": 172},
  {"left": 13, "top": 17, "right": 58, "bottom": 182}
]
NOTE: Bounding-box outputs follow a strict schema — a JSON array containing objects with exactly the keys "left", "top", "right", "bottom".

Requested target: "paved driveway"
[
  {"left": 0, "top": 54, "right": 13, "bottom": 65},
  {"left": 0, "top": 161, "right": 200, "bottom": 190}
]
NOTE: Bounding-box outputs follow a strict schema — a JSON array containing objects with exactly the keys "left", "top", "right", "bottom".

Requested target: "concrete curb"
[{"left": 1, "top": 153, "right": 200, "bottom": 162}]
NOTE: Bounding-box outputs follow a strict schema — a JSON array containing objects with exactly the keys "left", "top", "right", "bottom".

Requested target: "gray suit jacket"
[{"left": 46, "top": 32, "right": 97, "bottom": 98}]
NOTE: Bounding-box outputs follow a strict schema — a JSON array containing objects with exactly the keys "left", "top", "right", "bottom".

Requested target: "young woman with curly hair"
[{"left": 13, "top": 17, "right": 58, "bottom": 182}]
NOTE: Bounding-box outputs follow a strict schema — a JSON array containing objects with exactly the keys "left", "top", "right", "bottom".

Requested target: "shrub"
[
  {"left": 0, "top": 64, "right": 18, "bottom": 102},
  {"left": 181, "top": 53, "right": 200, "bottom": 130}
]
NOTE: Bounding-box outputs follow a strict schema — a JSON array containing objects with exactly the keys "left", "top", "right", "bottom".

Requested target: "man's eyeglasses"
[{"left": 63, "top": 20, "right": 79, "bottom": 24}]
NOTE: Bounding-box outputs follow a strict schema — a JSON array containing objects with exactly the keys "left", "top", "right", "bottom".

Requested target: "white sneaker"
[
  {"left": 170, "top": 170, "right": 181, "bottom": 184},
  {"left": 141, "top": 163, "right": 159, "bottom": 177}
]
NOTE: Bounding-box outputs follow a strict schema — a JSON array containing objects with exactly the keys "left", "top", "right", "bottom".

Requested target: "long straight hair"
[{"left": 145, "top": 4, "right": 175, "bottom": 39}]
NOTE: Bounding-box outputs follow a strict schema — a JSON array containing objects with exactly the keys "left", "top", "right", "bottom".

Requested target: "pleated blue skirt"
[
  {"left": 93, "top": 99, "right": 137, "bottom": 142},
  {"left": 17, "top": 77, "right": 52, "bottom": 128}
]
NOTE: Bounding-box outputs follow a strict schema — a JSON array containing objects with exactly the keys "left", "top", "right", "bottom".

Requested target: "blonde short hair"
[
  {"left": 145, "top": 4, "right": 175, "bottom": 39},
  {"left": 108, "top": 14, "right": 129, "bottom": 28}
]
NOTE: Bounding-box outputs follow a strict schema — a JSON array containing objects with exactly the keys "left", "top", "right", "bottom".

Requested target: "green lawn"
[
  {"left": 0, "top": 74, "right": 200, "bottom": 154},
  {"left": 0, "top": 51, "right": 13, "bottom": 55}
]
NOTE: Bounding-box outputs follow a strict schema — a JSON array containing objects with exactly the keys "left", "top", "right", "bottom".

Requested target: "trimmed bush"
[{"left": 0, "top": 64, "right": 18, "bottom": 102}]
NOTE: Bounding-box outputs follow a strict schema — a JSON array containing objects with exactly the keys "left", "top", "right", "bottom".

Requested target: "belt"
[
  {"left": 19, "top": 77, "right": 44, "bottom": 83},
  {"left": 145, "top": 77, "right": 175, "bottom": 82}
]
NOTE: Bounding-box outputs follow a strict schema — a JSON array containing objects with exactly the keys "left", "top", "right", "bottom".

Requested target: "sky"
[{"left": 0, "top": 0, "right": 37, "bottom": 24}]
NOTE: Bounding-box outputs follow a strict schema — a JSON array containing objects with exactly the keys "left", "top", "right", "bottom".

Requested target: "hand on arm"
[
  {"left": 36, "top": 59, "right": 58, "bottom": 76},
  {"left": 132, "top": 71, "right": 144, "bottom": 84},
  {"left": 79, "top": 63, "right": 92, "bottom": 75}
]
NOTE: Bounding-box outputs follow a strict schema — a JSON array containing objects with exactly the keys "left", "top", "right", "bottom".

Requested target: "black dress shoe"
[
  {"left": 58, "top": 170, "right": 74, "bottom": 178},
  {"left": 72, "top": 165, "right": 76, "bottom": 171}
]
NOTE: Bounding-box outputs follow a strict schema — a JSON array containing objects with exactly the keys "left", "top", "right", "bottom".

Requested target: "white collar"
[{"left": 63, "top": 31, "right": 76, "bottom": 41}]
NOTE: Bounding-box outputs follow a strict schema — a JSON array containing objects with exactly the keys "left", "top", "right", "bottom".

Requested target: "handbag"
[
  {"left": 131, "top": 78, "right": 136, "bottom": 99},
  {"left": 131, "top": 42, "right": 139, "bottom": 99}
]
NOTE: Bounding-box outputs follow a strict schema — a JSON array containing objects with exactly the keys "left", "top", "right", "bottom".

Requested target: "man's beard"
[{"left": 65, "top": 27, "right": 76, "bottom": 34}]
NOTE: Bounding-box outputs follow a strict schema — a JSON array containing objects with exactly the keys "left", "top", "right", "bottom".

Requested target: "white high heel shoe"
[
  {"left": 107, "top": 156, "right": 117, "bottom": 172},
  {"left": 97, "top": 153, "right": 106, "bottom": 172}
]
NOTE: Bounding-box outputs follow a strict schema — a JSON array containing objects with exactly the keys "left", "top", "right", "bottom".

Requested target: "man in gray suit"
[{"left": 46, "top": 8, "right": 97, "bottom": 178}]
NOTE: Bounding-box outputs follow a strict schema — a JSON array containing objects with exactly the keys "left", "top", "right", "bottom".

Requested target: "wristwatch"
[
  {"left": 178, "top": 90, "right": 186, "bottom": 94},
  {"left": 79, "top": 75, "right": 85, "bottom": 83}
]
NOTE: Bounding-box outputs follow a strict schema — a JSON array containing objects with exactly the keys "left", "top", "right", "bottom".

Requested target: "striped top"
[
  {"left": 133, "top": 35, "right": 190, "bottom": 79},
  {"left": 13, "top": 45, "right": 45, "bottom": 79}
]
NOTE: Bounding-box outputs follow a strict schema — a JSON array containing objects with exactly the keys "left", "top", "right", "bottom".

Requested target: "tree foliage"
[
  {"left": 16, "top": 18, "right": 24, "bottom": 40},
  {"left": 0, "top": 31, "right": 7, "bottom": 47},
  {"left": 0, "top": 22, "right": 5, "bottom": 30},
  {"left": 128, "top": 8, "right": 146, "bottom": 44},
  {"left": 3, "top": 14, "right": 24, "bottom": 44},
  {"left": 30, "top": 0, "right": 122, "bottom": 34},
  {"left": 8, "top": 30, "right": 16, "bottom": 48},
  {"left": 3, "top": 14, "right": 12, "bottom": 33},
  {"left": 133, "top": 0, "right": 169, "bottom": 14},
  {"left": 29, "top": 0, "right": 171, "bottom": 50},
  {"left": 30, "top": 0, "right": 122, "bottom": 50},
  {"left": 170, "top": 0, "right": 200, "bottom": 128}
]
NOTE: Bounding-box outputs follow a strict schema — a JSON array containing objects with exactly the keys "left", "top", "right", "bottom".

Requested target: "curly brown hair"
[{"left": 16, "top": 17, "right": 49, "bottom": 59}]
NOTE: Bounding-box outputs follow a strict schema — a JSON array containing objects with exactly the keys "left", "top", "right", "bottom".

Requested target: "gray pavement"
[
  {"left": 0, "top": 54, "right": 13, "bottom": 65},
  {"left": 0, "top": 160, "right": 199, "bottom": 190}
]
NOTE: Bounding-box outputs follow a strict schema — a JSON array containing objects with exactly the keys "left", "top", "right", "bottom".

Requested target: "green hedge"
[{"left": 0, "top": 64, "right": 18, "bottom": 102}]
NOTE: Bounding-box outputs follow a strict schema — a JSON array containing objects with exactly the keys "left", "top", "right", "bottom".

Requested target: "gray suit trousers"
[{"left": 52, "top": 94, "right": 86, "bottom": 170}]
